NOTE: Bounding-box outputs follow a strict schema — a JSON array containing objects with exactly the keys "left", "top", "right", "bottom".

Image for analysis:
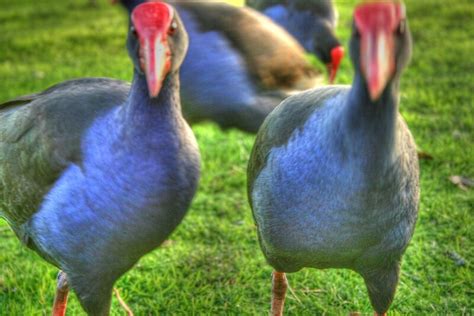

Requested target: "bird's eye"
[
  {"left": 352, "top": 21, "right": 361, "bottom": 38},
  {"left": 397, "top": 19, "right": 406, "bottom": 35},
  {"left": 168, "top": 20, "right": 178, "bottom": 36},
  {"left": 130, "top": 25, "right": 138, "bottom": 37},
  {"left": 353, "top": 27, "right": 360, "bottom": 38}
]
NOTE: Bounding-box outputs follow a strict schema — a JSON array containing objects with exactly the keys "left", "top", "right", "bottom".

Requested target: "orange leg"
[
  {"left": 271, "top": 271, "right": 288, "bottom": 316},
  {"left": 375, "top": 313, "right": 387, "bottom": 316},
  {"left": 52, "top": 271, "right": 69, "bottom": 316}
]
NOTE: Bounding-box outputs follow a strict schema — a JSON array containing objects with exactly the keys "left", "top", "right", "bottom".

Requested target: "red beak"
[
  {"left": 354, "top": 1, "right": 405, "bottom": 101},
  {"left": 132, "top": 2, "right": 174, "bottom": 97},
  {"left": 361, "top": 29, "right": 394, "bottom": 101},
  {"left": 141, "top": 32, "right": 172, "bottom": 97},
  {"left": 327, "top": 46, "right": 344, "bottom": 84}
]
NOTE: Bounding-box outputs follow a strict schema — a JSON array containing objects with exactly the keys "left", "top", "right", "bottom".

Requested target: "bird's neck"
[
  {"left": 339, "top": 73, "right": 400, "bottom": 168},
  {"left": 121, "top": 71, "right": 182, "bottom": 128}
]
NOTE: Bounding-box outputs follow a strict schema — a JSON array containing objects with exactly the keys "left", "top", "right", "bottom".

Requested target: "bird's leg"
[
  {"left": 374, "top": 313, "right": 387, "bottom": 316},
  {"left": 271, "top": 271, "right": 288, "bottom": 316},
  {"left": 52, "top": 271, "right": 69, "bottom": 316}
]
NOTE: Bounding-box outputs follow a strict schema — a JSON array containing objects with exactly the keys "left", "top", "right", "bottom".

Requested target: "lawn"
[{"left": 0, "top": 0, "right": 473, "bottom": 314}]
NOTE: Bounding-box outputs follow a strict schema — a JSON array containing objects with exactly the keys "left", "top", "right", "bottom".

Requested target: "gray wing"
[
  {"left": 247, "top": 85, "right": 347, "bottom": 206},
  {"left": 0, "top": 78, "right": 130, "bottom": 225}
]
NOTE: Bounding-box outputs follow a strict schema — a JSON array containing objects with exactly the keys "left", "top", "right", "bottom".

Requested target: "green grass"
[{"left": 0, "top": 0, "right": 473, "bottom": 314}]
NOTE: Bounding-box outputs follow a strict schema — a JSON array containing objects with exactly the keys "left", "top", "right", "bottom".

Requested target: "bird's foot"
[
  {"left": 52, "top": 271, "right": 69, "bottom": 316},
  {"left": 114, "top": 288, "right": 134, "bottom": 316}
]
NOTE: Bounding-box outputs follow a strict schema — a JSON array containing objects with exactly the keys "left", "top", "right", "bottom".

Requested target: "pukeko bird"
[
  {"left": 0, "top": 2, "right": 200, "bottom": 315},
  {"left": 115, "top": 0, "right": 340, "bottom": 133},
  {"left": 247, "top": 1, "right": 418, "bottom": 315},
  {"left": 246, "top": 0, "right": 344, "bottom": 83}
]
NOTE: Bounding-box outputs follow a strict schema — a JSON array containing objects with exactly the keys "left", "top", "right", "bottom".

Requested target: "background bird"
[
  {"left": 246, "top": 0, "right": 344, "bottom": 83},
  {"left": 115, "top": 0, "right": 340, "bottom": 133},
  {"left": 247, "top": 1, "right": 419, "bottom": 315},
  {"left": 0, "top": 2, "right": 200, "bottom": 315}
]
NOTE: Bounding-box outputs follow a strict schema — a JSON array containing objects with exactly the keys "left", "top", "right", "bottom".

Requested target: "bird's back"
[{"left": 175, "top": 1, "right": 320, "bottom": 91}]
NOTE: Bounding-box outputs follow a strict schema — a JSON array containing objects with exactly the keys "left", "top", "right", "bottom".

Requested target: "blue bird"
[
  {"left": 248, "top": 1, "right": 419, "bottom": 315},
  {"left": 0, "top": 2, "right": 200, "bottom": 315}
]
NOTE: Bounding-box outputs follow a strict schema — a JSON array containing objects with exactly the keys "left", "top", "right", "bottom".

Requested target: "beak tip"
[
  {"left": 147, "top": 81, "right": 161, "bottom": 98},
  {"left": 368, "top": 85, "right": 383, "bottom": 102},
  {"left": 149, "top": 89, "right": 160, "bottom": 98}
]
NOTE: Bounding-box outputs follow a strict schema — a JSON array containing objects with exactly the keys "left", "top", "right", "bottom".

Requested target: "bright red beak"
[
  {"left": 131, "top": 2, "right": 174, "bottom": 97},
  {"left": 354, "top": 1, "right": 405, "bottom": 101},
  {"left": 327, "top": 46, "right": 344, "bottom": 84}
]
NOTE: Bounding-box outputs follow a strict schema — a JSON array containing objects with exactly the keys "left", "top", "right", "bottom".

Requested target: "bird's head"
[
  {"left": 309, "top": 21, "right": 344, "bottom": 84},
  {"left": 265, "top": 0, "right": 345, "bottom": 83},
  {"left": 111, "top": 0, "right": 143, "bottom": 13},
  {"left": 126, "top": 2, "right": 189, "bottom": 98},
  {"left": 350, "top": 0, "right": 412, "bottom": 101}
]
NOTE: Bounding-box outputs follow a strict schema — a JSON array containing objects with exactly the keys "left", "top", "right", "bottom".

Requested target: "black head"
[
  {"left": 126, "top": 2, "right": 188, "bottom": 97},
  {"left": 249, "top": 0, "right": 344, "bottom": 83},
  {"left": 247, "top": 0, "right": 334, "bottom": 15},
  {"left": 349, "top": 1, "right": 412, "bottom": 102},
  {"left": 287, "top": 0, "right": 344, "bottom": 83},
  {"left": 309, "top": 18, "right": 344, "bottom": 83},
  {"left": 113, "top": 0, "right": 144, "bottom": 13},
  {"left": 289, "top": 0, "right": 336, "bottom": 18}
]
